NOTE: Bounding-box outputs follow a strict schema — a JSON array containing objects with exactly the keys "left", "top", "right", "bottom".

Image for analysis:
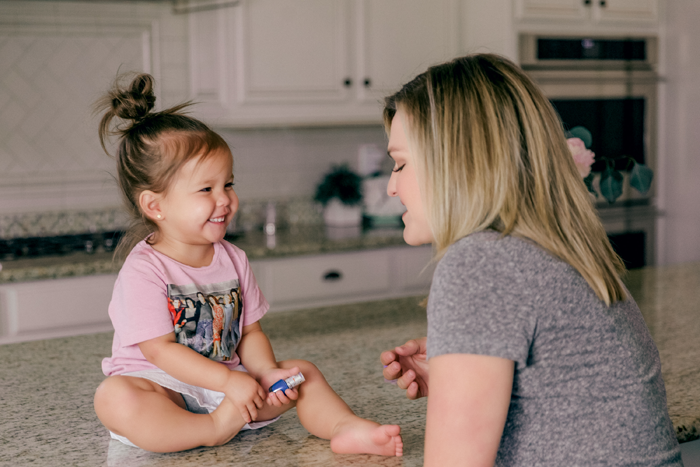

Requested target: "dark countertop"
[
  {"left": 0, "top": 225, "right": 407, "bottom": 284},
  {"left": 0, "top": 261, "right": 699, "bottom": 466}
]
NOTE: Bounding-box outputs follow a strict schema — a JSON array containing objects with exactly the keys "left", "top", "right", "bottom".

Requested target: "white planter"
[{"left": 323, "top": 199, "right": 363, "bottom": 227}]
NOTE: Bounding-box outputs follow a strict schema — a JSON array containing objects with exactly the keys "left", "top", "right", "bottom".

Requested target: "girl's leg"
[
  {"left": 278, "top": 359, "right": 403, "bottom": 457},
  {"left": 94, "top": 375, "right": 291, "bottom": 452}
]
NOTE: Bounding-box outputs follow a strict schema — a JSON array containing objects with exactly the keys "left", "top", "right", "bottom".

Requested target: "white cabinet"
[
  {"left": 189, "top": 0, "right": 460, "bottom": 127},
  {"left": 0, "top": 274, "right": 117, "bottom": 344},
  {"left": 516, "top": 0, "right": 659, "bottom": 28},
  {"left": 251, "top": 245, "right": 434, "bottom": 312}
]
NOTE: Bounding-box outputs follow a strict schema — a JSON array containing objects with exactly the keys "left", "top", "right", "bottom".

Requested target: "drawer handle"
[{"left": 323, "top": 270, "right": 343, "bottom": 282}]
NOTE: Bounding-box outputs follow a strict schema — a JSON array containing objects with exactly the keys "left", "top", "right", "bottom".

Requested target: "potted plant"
[{"left": 314, "top": 164, "right": 363, "bottom": 227}]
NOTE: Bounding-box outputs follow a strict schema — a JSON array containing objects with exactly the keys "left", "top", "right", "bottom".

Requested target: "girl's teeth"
[{"left": 210, "top": 217, "right": 224, "bottom": 222}]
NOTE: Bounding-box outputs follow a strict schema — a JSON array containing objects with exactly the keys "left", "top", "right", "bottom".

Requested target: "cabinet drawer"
[
  {"left": 264, "top": 250, "right": 390, "bottom": 304},
  {"left": 0, "top": 274, "right": 116, "bottom": 343}
]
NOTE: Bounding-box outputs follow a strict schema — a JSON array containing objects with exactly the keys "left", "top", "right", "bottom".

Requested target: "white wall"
[
  {"left": 0, "top": 1, "right": 189, "bottom": 216},
  {"left": 657, "top": 0, "right": 700, "bottom": 265}
]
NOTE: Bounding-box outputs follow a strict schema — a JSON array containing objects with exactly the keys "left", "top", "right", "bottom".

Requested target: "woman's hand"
[
  {"left": 258, "top": 366, "right": 301, "bottom": 407},
  {"left": 380, "top": 337, "right": 429, "bottom": 399},
  {"left": 223, "top": 371, "right": 267, "bottom": 423}
]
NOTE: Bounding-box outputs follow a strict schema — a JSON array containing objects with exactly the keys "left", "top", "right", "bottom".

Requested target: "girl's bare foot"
[
  {"left": 329, "top": 416, "right": 403, "bottom": 457},
  {"left": 207, "top": 397, "right": 246, "bottom": 446}
]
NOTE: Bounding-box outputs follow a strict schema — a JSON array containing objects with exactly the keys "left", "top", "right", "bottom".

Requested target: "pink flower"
[{"left": 567, "top": 137, "right": 595, "bottom": 178}]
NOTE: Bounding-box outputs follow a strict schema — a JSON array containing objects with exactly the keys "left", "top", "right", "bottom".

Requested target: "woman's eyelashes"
[{"left": 392, "top": 164, "right": 406, "bottom": 173}]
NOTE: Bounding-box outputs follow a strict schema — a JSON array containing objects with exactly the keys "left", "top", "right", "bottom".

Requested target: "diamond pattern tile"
[{"left": 0, "top": 27, "right": 146, "bottom": 205}]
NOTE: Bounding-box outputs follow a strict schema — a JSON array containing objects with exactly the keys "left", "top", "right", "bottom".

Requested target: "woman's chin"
[{"left": 402, "top": 229, "right": 431, "bottom": 246}]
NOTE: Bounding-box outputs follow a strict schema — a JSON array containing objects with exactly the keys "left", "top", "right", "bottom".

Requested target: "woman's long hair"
[{"left": 384, "top": 54, "right": 626, "bottom": 305}]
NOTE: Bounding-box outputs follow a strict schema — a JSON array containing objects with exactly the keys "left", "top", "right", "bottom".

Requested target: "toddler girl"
[{"left": 93, "top": 73, "right": 403, "bottom": 455}]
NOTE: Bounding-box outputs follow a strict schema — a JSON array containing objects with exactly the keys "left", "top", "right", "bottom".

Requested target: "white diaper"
[{"left": 109, "top": 366, "right": 280, "bottom": 448}]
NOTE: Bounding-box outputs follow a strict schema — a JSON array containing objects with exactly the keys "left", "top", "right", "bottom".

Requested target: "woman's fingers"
[
  {"left": 406, "top": 381, "right": 420, "bottom": 400},
  {"left": 383, "top": 360, "right": 403, "bottom": 380},
  {"left": 380, "top": 350, "right": 398, "bottom": 366},
  {"left": 397, "top": 369, "right": 416, "bottom": 390}
]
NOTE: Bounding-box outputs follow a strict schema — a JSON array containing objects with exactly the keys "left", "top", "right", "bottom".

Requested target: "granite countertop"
[
  {"left": 0, "top": 225, "right": 407, "bottom": 284},
  {"left": 1, "top": 262, "right": 698, "bottom": 466}
]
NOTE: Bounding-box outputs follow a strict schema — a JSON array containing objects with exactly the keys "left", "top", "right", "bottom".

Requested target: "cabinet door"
[
  {"left": 515, "top": 0, "right": 589, "bottom": 21},
  {"left": 593, "top": 0, "right": 658, "bottom": 23},
  {"left": 355, "top": 0, "right": 460, "bottom": 102},
  {"left": 235, "top": 0, "right": 351, "bottom": 103}
]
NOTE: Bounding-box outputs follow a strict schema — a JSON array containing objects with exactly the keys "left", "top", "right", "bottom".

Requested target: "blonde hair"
[
  {"left": 384, "top": 54, "right": 626, "bottom": 305},
  {"left": 95, "top": 73, "right": 230, "bottom": 259}
]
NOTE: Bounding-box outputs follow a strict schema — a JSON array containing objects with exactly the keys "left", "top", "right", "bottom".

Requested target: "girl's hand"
[
  {"left": 224, "top": 371, "right": 267, "bottom": 423},
  {"left": 259, "top": 366, "right": 302, "bottom": 407}
]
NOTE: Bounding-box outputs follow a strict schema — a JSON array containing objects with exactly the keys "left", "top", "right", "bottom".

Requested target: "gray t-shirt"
[{"left": 427, "top": 230, "right": 681, "bottom": 466}]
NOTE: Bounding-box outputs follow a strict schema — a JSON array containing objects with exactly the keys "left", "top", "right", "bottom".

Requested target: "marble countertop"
[
  {"left": 0, "top": 225, "right": 406, "bottom": 284},
  {"left": 1, "top": 262, "right": 699, "bottom": 466}
]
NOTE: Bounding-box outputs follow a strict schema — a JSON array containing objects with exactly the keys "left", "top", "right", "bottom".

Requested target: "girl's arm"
[
  {"left": 236, "top": 321, "right": 301, "bottom": 405},
  {"left": 424, "top": 353, "right": 514, "bottom": 467},
  {"left": 139, "top": 333, "right": 266, "bottom": 423}
]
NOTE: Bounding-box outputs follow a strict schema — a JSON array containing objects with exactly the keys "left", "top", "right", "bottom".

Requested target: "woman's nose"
[{"left": 387, "top": 172, "right": 398, "bottom": 197}]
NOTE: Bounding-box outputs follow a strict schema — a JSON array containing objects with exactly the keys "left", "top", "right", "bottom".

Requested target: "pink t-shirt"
[{"left": 102, "top": 240, "right": 269, "bottom": 376}]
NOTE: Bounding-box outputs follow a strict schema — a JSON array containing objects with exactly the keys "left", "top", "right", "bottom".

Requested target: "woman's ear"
[{"left": 139, "top": 190, "right": 163, "bottom": 222}]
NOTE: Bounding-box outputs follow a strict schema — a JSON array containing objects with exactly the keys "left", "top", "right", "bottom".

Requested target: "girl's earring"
[{"left": 156, "top": 214, "right": 162, "bottom": 220}]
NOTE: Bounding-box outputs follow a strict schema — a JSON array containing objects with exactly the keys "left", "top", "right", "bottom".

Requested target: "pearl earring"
[{"left": 156, "top": 214, "right": 162, "bottom": 219}]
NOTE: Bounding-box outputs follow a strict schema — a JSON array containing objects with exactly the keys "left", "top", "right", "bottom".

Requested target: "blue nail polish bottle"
[{"left": 269, "top": 372, "right": 305, "bottom": 393}]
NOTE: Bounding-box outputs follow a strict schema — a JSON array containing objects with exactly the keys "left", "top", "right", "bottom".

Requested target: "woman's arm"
[{"left": 424, "top": 353, "right": 514, "bottom": 467}]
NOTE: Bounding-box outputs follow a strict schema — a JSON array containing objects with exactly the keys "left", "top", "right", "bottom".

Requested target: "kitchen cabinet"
[
  {"left": 189, "top": 0, "right": 460, "bottom": 127},
  {"left": 0, "top": 274, "right": 117, "bottom": 344},
  {"left": 0, "top": 245, "right": 434, "bottom": 343},
  {"left": 515, "top": 0, "right": 659, "bottom": 28},
  {"left": 251, "top": 245, "right": 434, "bottom": 312}
]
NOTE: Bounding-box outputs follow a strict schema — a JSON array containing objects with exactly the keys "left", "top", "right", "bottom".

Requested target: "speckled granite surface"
[
  {"left": 0, "top": 225, "right": 406, "bottom": 284},
  {"left": 1, "top": 262, "right": 699, "bottom": 466},
  {"left": 0, "top": 297, "right": 428, "bottom": 467}
]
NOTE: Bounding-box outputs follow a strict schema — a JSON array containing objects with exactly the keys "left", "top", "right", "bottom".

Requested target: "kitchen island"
[{"left": 1, "top": 261, "right": 699, "bottom": 466}]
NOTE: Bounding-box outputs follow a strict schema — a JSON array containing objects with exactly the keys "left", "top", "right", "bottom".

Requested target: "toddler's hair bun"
[{"left": 111, "top": 73, "right": 156, "bottom": 122}]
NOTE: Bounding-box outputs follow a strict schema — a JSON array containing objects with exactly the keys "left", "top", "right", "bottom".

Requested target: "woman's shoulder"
[
  {"left": 445, "top": 230, "right": 554, "bottom": 266},
  {"left": 439, "top": 230, "right": 576, "bottom": 285}
]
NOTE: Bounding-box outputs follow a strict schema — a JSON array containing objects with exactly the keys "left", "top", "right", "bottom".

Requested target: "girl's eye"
[
  {"left": 200, "top": 187, "right": 212, "bottom": 192},
  {"left": 225, "top": 182, "right": 235, "bottom": 188},
  {"left": 392, "top": 164, "right": 406, "bottom": 173}
]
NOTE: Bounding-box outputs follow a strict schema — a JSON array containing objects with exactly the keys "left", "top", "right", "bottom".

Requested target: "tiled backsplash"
[{"left": 0, "top": 197, "right": 322, "bottom": 241}]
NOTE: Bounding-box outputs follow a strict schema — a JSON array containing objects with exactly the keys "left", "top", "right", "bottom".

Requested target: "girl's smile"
[{"left": 146, "top": 148, "right": 239, "bottom": 266}]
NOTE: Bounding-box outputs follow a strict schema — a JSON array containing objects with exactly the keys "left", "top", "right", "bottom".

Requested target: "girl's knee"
[
  {"left": 94, "top": 376, "right": 157, "bottom": 430},
  {"left": 281, "top": 359, "right": 324, "bottom": 380}
]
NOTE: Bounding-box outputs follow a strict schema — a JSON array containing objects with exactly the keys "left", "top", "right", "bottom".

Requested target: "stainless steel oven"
[{"left": 520, "top": 34, "right": 659, "bottom": 267}]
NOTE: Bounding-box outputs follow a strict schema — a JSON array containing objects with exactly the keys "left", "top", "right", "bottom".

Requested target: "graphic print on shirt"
[{"left": 167, "top": 279, "right": 243, "bottom": 362}]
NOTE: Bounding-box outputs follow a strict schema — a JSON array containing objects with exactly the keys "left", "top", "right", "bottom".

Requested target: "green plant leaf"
[
  {"left": 600, "top": 166, "right": 623, "bottom": 204},
  {"left": 314, "top": 163, "right": 363, "bottom": 206},
  {"left": 583, "top": 172, "right": 597, "bottom": 197},
  {"left": 629, "top": 162, "right": 654, "bottom": 194},
  {"left": 569, "top": 126, "right": 593, "bottom": 149}
]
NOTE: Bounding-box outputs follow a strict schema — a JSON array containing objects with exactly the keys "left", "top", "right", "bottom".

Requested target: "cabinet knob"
[
  {"left": 599, "top": 0, "right": 606, "bottom": 5},
  {"left": 363, "top": 78, "right": 371, "bottom": 88},
  {"left": 323, "top": 270, "right": 342, "bottom": 282},
  {"left": 343, "top": 78, "right": 352, "bottom": 87},
  {"left": 584, "top": 0, "right": 591, "bottom": 5}
]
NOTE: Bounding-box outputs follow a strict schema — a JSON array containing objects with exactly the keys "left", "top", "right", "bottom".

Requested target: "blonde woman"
[{"left": 379, "top": 54, "right": 681, "bottom": 466}]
